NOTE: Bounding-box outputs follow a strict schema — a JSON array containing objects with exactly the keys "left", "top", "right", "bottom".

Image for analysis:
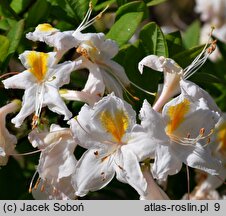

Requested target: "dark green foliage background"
[{"left": 0, "top": 0, "right": 226, "bottom": 199}]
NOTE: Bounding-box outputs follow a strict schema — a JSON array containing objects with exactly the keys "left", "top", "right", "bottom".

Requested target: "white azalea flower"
[
  {"left": 71, "top": 32, "right": 130, "bottom": 100},
  {"left": 0, "top": 100, "right": 21, "bottom": 166},
  {"left": 138, "top": 36, "right": 216, "bottom": 112},
  {"left": 190, "top": 114, "right": 226, "bottom": 198},
  {"left": 28, "top": 124, "right": 77, "bottom": 200},
  {"left": 69, "top": 93, "right": 155, "bottom": 197},
  {"left": 2, "top": 51, "right": 80, "bottom": 128},
  {"left": 195, "top": 0, "right": 226, "bottom": 26},
  {"left": 26, "top": 23, "right": 78, "bottom": 61},
  {"left": 140, "top": 80, "right": 222, "bottom": 181}
]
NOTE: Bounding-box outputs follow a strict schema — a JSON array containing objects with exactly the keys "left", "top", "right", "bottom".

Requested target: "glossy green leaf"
[
  {"left": 146, "top": 0, "right": 166, "bottom": 6},
  {"left": 116, "top": 0, "right": 128, "bottom": 6},
  {"left": 0, "top": 0, "right": 20, "bottom": 19},
  {"left": 94, "top": 0, "right": 116, "bottom": 11},
  {"left": 165, "top": 31, "right": 184, "bottom": 57},
  {"left": 183, "top": 20, "right": 200, "bottom": 49},
  {"left": 215, "top": 37, "right": 226, "bottom": 59},
  {"left": 115, "top": 1, "right": 148, "bottom": 21},
  {"left": 106, "top": 12, "right": 143, "bottom": 46},
  {"left": 140, "top": 22, "right": 168, "bottom": 57},
  {"left": 114, "top": 41, "right": 161, "bottom": 108},
  {"left": 0, "top": 35, "right": 10, "bottom": 64},
  {"left": 10, "top": 0, "right": 30, "bottom": 14},
  {"left": 0, "top": 19, "right": 25, "bottom": 71},
  {"left": 7, "top": 19, "right": 25, "bottom": 56},
  {"left": 26, "top": 0, "right": 50, "bottom": 27}
]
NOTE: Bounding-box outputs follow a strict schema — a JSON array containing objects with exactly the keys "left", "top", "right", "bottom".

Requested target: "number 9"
[{"left": 214, "top": 203, "right": 220, "bottom": 211}]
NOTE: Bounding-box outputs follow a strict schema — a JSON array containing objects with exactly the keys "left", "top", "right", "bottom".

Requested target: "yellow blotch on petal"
[
  {"left": 27, "top": 51, "right": 49, "bottom": 82},
  {"left": 217, "top": 123, "right": 226, "bottom": 154},
  {"left": 100, "top": 109, "right": 129, "bottom": 143},
  {"left": 37, "top": 23, "right": 57, "bottom": 32},
  {"left": 166, "top": 98, "right": 190, "bottom": 134}
]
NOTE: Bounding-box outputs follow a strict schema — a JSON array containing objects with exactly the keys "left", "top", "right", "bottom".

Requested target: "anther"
[
  {"left": 199, "top": 128, "right": 205, "bottom": 136},
  {"left": 186, "top": 133, "right": 191, "bottom": 138},
  {"left": 40, "top": 183, "right": 45, "bottom": 192},
  {"left": 34, "top": 177, "right": 41, "bottom": 190}
]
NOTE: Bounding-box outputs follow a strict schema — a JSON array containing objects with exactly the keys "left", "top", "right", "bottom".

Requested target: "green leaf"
[
  {"left": 146, "top": 0, "right": 166, "bottom": 6},
  {"left": 0, "top": 35, "right": 10, "bottom": 65},
  {"left": 0, "top": 18, "right": 17, "bottom": 31},
  {"left": 191, "top": 72, "right": 224, "bottom": 84},
  {"left": 106, "top": 12, "right": 143, "bottom": 46},
  {"left": 165, "top": 31, "right": 184, "bottom": 57},
  {"left": 172, "top": 44, "right": 205, "bottom": 68},
  {"left": 94, "top": 0, "right": 116, "bottom": 11},
  {"left": 183, "top": 20, "right": 200, "bottom": 49},
  {"left": 0, "top": 19, "right": 25, "bottom": 71},
  {"left": 10, "top": 0, "right": 30, "bottom": 14},
  {"left": 114, "top": 41, "right": 161, "bottom": 108},
  {"left": 7, "top": 19, "right": 25, "bottom": 56},
  {"left": 116, "top": 0, "right": 128, "bottom": 6},
  {"left": 26, "top": 0, "right": 50, "bottom": 27},
  {"left": 215, "top": 37, "right": 226, "bottom": 59},
  {"left": 115, "top": 1, "right": 149, "bottom": 21},
  {"left": 140, "top": 22, "right": 168, "bottom": 57},
  {"left": 64, "top": 0, "right": 89, "bottom": 21},
  {"left": 0, "top": 0, "right": 20, "bottom": 20}
]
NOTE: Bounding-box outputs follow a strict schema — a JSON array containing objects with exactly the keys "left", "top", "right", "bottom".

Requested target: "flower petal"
[
  {"left": 152, "top": 144, "right": 182, "bottom": 181},
  {"left": 138, "top": 55, "right": 164, "bottom": 74},
  {"left": 11, "top": 86, "right": 37, "bottom": 127},
  {"left": 116, "top": 147, "right": 147, "bottom": 196},
  {"left": 72, "top": 149, "right": 115, "bottom": 197},
  {"left": 44, "top": 85, "right": 72, "bottom": 120}
]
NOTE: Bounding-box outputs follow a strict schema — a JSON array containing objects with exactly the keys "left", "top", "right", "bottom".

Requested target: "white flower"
[
  {"left": 195, "top": 0, "right": 226, "bottom": 26},
  {"left": 138, "top": 37, "right": 216, "bottom": 112},
  {"left": 69, "top": 93, "right": 155, "bottom": 197},
  {"left": 191, "top": 114, "right": 226, "bottom": 197},
  {"left": 72, "top": 32, "right": 130, "bottom": 99},
  {"left": 28, "top": 124, "right": 77, "bottom": 200},
  {"left": 0, "top": 100, "right": 21, "bottom": 166},
  {"left": 140, "top": 80, "right": 222, "bottom": 181},
  {"left": 26, "top": 23, "right": 78, "bottom": 61},
  {"left": 2, "top": 51, "right": 80, "bottom": 128}
]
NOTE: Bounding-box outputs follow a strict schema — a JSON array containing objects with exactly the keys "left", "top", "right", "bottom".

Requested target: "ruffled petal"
[
  {"left": 115, "top": 147, "right": 147, "bottom": 196},
  {"left": 152, "top": 144, "right": 182, "bottom": 181},
  {"left": 11, "top": 86, "right": 37, "bottom": 127},
  {"left": 44, "top": 85, "right": 72, "bottom": 120},
  {"left": 138, "top": 55, "right": 164, "bottom": 74},
  {"left": 2, "top": 70, "right": 35, "bottom": 89},
  {"left": 72, "top": 149, "right": 115, "bottom": 197}
]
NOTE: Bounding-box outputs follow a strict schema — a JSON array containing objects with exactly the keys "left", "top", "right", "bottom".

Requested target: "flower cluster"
[{"left": 0, "top": 3, "right": 226, "bottom": 200}]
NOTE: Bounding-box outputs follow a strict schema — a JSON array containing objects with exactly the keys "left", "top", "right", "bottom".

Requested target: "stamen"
[
  {"left": 0, "top": 72, "right": 20, "bottom": 79},
  {"left": 73, "top": 3, "right": 109, "bottom": 35},
  {"left": 199, "top": 128, "right": 205, "bottom": 136},
  {"left": 130, "top": 80, "right": 156, "bottom": 96},
  {"left": 29, "top": 170, "right": 39, "bottom": 193},
  {"left": 168, "top": 127, "right": 214, "bottom": 147},
  {"left": 40, "top": 182, "right": 45, "bottom": 192},
  {"left": 10, "top": 149, "right": 42, "bottom": 156},
  {"left": 183, "top": 27, "right": 216, "bottom": 80},
  {"left": 33, "top": 84, "right": 45, "bottom": 128},
  {"left": 34, "top": 177, "right": 41, "bottom": 190}
]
